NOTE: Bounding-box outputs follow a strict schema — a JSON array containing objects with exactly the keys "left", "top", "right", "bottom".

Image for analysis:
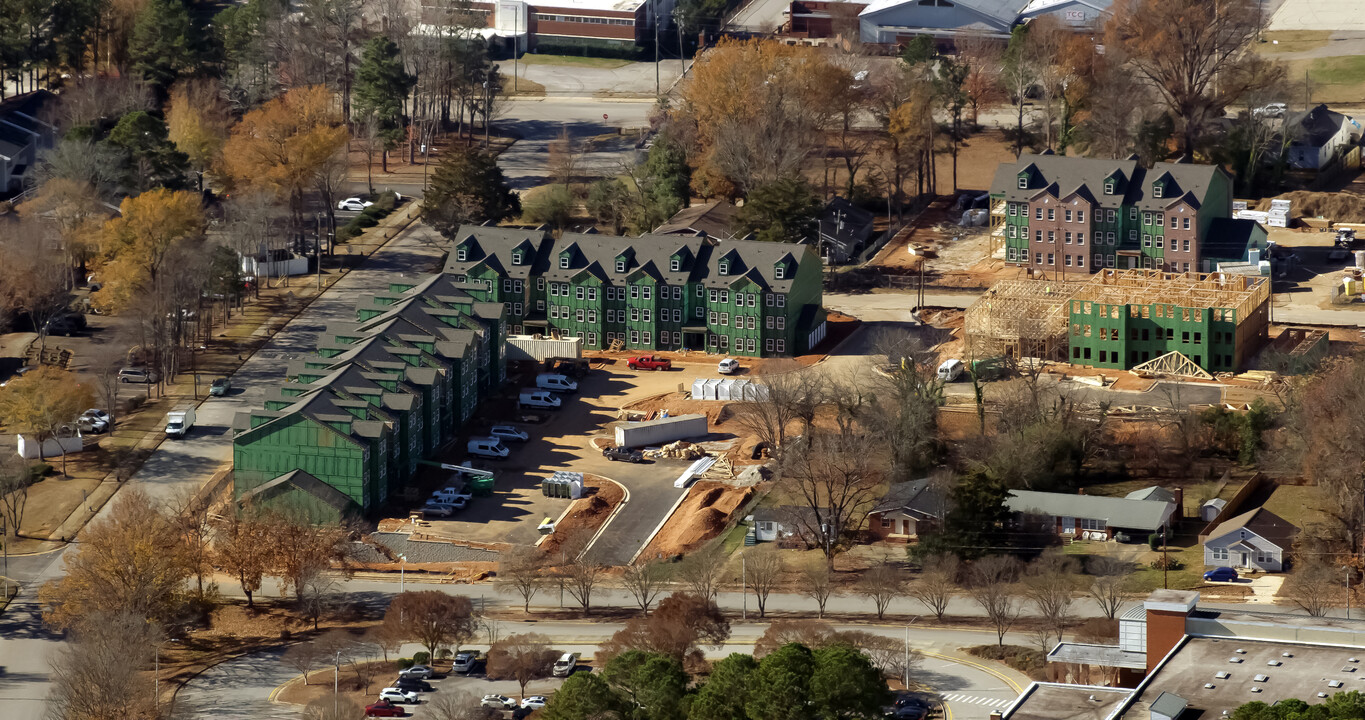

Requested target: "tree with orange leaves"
[
  {"left": 220, "top": 85, "right": 350, "bottom": 223},
  {"left": 0, "top": 366, "right": 95, "bottom": 473},
  {"left": 1105, "top": 0, "right": 1281, "bottom": 155},
  {"left": 94, "top": 187, "right": 205, "bottom": 313}
]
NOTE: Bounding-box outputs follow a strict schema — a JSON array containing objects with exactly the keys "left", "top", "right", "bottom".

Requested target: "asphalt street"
[{"left": 495, "top": 98, "right": 655, "bottom": 191}]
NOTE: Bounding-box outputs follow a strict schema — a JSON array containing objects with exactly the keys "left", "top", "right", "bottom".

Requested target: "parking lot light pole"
[
  {"left": 334, "top": 650, "right": 341, "bottom": 716},
  {"left": 1346, "top": 566, "right": 1352, "bottom": 619},
  {"left": 400, "top": 555, "right": 407, "bottom": 593},
  {"left": 742, "top": 554, "right": 747, "bottom": 621}
]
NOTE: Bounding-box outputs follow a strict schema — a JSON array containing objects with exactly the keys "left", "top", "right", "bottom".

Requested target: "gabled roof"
[
  {"left": 1287, "top": 104, "right": 1354, "bottom": 148},
  {"left": 819, "top": 196, "right": 876, "bottom": 248},
  {"left": 1206, "top": 507, "right": 1299, "bottom": 550},
  {"left": 441, "top": 226, "right": 552, "bottom": 279},
  {"left": 1007, "top": 490, "right": 1175, "bottom": 531},
  {"left": 654, "top": 200, "right": 743, "bottom": 239},
  {"left": 859, "top": 0, "right": 1021, "bottom": 33},
  {"left": 546, "top": 232, "right": 709, "bottom": 286},
  {"left": 238, "top": 469, "right": 355, "bottom": 512},
  {"left": 871, "top": 477, "right": 949, "bottom": 518},
  {"left": 1125, "top": 486, "right": 1176, "bottom": 503},
  {"left": 1203, "top": 218, "right": 1266, "bottom": 262},
  {"left": 991, "top": 153, "right": 1227, "bottom": 213}
]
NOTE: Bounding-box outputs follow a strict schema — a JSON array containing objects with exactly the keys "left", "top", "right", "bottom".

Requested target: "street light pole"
[
  {"left": 741, "top": 554, "right": 747, "bottom": 620},
  {"left": 400, "top": 554, "right": 407, "bottom": 593},
  {"left": 1346, "top": 565, "right": 1352, "bottom": 620},
  {"left": 334, "top": 651, "right": 341, "bottom": 716}
]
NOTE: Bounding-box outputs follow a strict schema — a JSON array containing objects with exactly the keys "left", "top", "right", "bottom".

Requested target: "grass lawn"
[
  {"left": 506, "top": 76, "right": 547, "bottom": 96},
  {"left": 1062, "top": 538, "right": 1205, "bottom": 591},
  {"left": 516, "top": 54, "right": 630, "bottom": 69},
  {"left": 1300, "top": 55, "right": 1365, "bottom": 103},
  {"left": 1259, "top": 30, "right": 1331, "bottom": 54},
  {"left": 1259, "top": 484, "right": 1323, "bottom": 530}
]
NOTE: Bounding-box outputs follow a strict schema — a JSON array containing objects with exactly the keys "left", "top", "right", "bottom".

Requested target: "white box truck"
[{"left": 165, "top": 404, "right": 196, "bottom": 438}]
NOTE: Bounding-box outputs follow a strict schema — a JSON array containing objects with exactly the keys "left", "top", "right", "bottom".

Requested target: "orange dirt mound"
[{"left": 638, "top": 480, "right": 753, "bottom": 560}]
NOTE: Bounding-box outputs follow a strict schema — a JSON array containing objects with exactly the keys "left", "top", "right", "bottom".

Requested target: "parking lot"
[{"left": 407, "top": 358, "right": 745, "bottom": 564}]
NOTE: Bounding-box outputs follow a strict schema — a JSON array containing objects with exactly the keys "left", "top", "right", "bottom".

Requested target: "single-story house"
[
  {"left": 751, "top": 506, "right": 801, "bottom": 543},
  {"left": 816, "top": 196, "right": 876, "bottom": 264},
  {"left": 653, "top": 201, "right": 743, "bottom": 240},
  {"left": 1007, "top": 488, "right": 1177, "bottom": 540},
  {"left": 866, "top": 477, "right": 949, "bottom": 542},
  {"left": 1202, "top": 507, "right": 1298, "bottom": 573},
  {"left": 1284, "top": 104, "right": 1361, "bottom": 170}
]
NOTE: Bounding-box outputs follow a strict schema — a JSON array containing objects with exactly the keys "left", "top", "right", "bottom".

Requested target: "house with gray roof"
[
  {"left": 1007, "top": 489, "right": 1177, "bottom": 539},
  {"left": 866, "top": 477, "right": 949, "bottom": 541},
  {"left": 1202, "top": 507, "right": 1298, "bottom": 572},
  {"left": 654, "top": 201, "right": 743, "bottom": 239},
  {"left": 442, "top": 226, "right": 827, "bottom": 357},
  {"left": 1284, "top": 104, "right": 1362, "bottom": 170},
  {"left": 990, "top": 152, "right": 1234, "bottom": 276}
]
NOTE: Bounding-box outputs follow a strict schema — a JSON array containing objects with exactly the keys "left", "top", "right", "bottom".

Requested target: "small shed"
[{"left": 1200, "top": 498, "right": 1227, "bottom": 522}]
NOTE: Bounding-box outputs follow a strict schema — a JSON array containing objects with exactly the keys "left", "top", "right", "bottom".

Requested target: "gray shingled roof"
[
  {"left": 238, "top": 469, "right": 355, "bottom": 512},
  {"left": 990, "top": 153, "right": 1226, "bottom": 213},
  {"left": 654, "top": 201, "right": 743, "bottom": 239},
  {"left": 1206, "top": 507, "right": 1299, "bottom": 550},
  {"left": 1287, "top": 104, "right": 1352, "bottom": 148},
  {"left": 442, "top": 226, "right": 553, "bottom": 280},
  {"left": 1007, "top": 489, "right": 1174, "bottom": 531},
  {"left": 546, "top": 232, "right": 708, "bottom": 286}
]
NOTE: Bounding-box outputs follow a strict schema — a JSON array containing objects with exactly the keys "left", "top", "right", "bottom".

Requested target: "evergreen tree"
[
  {"left": 104, "top": 111, "right": 190, "bottom": 191},
  {"left": 129, "top": 0, "right": 194, "bottom": 88},
  {"left": 810, "top": 645, "right": 892, "bottom": 720},
  {"left": 746, "top": 644, "right": 815, "bottom": 720},
  {"left": 687, "top": 653, "right": 755, "bottom": 720},
  {"left": 540, "top": 673, "right": 626, "bottom": 720},
  {"left": 738, "top": 175, "right": 821, "bottom": 244},
  {"left": 354, "top": 35, "right": 415, "bottom": 167},
  {"left": 423, "top": 147, "right": 521, "bottom": 237},
  {"left": 602, "top": 651, "right": 689, "bottom": 720}
]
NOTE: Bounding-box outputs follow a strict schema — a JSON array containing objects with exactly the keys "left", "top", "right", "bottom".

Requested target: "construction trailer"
[{"left": 967, "top": 270, "right": 1271, "bottom": 374}]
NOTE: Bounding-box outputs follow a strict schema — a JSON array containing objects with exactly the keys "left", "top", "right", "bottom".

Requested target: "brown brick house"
[{"left": 865, "top": 478, "right": 948, "bottom": 542}]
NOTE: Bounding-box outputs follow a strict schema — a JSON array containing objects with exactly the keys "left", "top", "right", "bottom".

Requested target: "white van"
[
  {"left": 536, "top": 373, "right": 578, "bottom": 393},
  {"left": 467, "top": 437, "right": 510, "bottom": 459},
  {"left": 937, "top": 358, "right": 964, "bottom": 382},
  {"left": 519, "top": 390, "right": 562, "bottom": 409}
]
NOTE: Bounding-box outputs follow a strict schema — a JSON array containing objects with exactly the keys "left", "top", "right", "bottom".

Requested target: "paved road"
[
  {"left": 513, "top": 59, "right": 690, "bottom": 97},
  {"left": 725, "top": 0, "right": 791, "bottom": 31},
  {"left": 496, "top": 98, "right": 654, "bottom": 191},
  {"left": 0, "top": 220, "right": 447, "bottom": 720}
]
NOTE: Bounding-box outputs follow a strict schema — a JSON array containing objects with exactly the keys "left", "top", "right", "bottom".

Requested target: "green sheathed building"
[
  {"left": 441, "top": 226, "right": 828, "bottom": 357},
  {"left": 232, "top": 275, "right": 505, "bottom": 521}
]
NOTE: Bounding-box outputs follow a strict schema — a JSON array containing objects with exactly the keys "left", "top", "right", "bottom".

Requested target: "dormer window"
[
  {"left": 456, "top": 248, "right": 467, "bottom": 261},
  {"left": 670, "top": 259, "right": 680, "bottom": 272},
  {"left": 1017, "top": 176, "right": 1028, "bottom": 189},
  {"left": 719, "top": 260, "right": 729, "bottom": 276},
  {"left": 512, "top": 251, "right": 523, "bottom": 265},
  {"left": 559, "top": 256, "right": 569, "bottom": 269},
  {"left": 1153, "top": 183, "right": 1164, "bottom": 198},
  {"left": 616, "top": 260, "right": 626, "bottom": 273},
  {"left": 1104, "top": 181, "right": 1115, "bottom": 195},
  {"left": 774, "top": 265, "right": 786, "bottom": 280}
]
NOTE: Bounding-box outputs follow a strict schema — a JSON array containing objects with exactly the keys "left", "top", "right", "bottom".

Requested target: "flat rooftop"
[
  {"left": 1122, "top": 636, "right": 1365, "bottom": 720},
  {"left": 1007, "top": 683, "right": 1133, "bottom": 720}
]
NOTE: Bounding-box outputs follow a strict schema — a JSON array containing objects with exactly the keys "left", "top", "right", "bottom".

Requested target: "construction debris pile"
[{"left": 645, "top": 441, "right": 708, "bottom": 461}]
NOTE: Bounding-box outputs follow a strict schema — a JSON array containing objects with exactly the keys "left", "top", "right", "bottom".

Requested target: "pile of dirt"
[
  {"left": 1257, "top": 191, "right": 1365, "bottom": 223},
  {"left": 539, "top": 477, "right": 624, "bottom": 556},
  {"left": 623, "top": 392, "right": 729, "bottom": 425},
  {"left": 638, "top": 480, "right": 753, "bottom": 559}
]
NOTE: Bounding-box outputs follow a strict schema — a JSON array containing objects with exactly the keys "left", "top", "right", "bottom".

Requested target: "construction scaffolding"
[
  {"left": 1069, "top": 269, "right": 1270, "bottom": 322},
  {"left": 964, "top": 278, "right": 1087, "bottom": 362}
]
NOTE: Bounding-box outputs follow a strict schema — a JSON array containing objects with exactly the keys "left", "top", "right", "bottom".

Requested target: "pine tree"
[
  {"left": 353, "top": 36, "right": 415, "bottom": 171},
  {"left": 423, "top": 147, "right": 520, "bottom": 236},
  {"left": 129, "top": 0, "right": 193, "bottom": 88}
]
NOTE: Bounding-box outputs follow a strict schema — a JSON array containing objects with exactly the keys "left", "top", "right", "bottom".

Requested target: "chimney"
[
  {"left": 1145, "top": 590, "right": 1199, "bottom": 672},
  {"left": 1171, "top": 487, "right": 1184, "bottom": 519}
]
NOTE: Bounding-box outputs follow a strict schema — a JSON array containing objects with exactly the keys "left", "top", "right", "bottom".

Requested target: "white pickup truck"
[{"left": 165, "top": 404, "right": 196, "bottom": 438}]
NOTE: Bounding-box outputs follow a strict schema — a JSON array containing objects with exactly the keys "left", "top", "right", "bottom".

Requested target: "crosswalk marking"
[{"left": 941, "top": 693, "right": 1015, "bottom": 708}]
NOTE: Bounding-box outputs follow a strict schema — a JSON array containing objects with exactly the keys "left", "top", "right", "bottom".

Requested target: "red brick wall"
[
  {"left": 1146, "top": 609, "right": 1188, "bottom": 672},
  {"left": 1161, "top": 202, "right": 1199, "bottom": 273},
  {"left": 527, "top": 4, "right": 642, "bottom": 41},
  {"left": 1026, "top": 196, "right": 1098, "bottom": 276}
]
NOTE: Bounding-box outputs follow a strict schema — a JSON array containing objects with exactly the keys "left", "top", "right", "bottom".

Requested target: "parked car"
[
  {"left": 118, "top": 367, "right": 160, "bottom": 384},
  {"left": 421, "top": 502, "right": 456, "bottom": 518},
  {"left": 489, "top": 425, "right": 529, "bottom": 442},
  {"left": 468, "top": 437, "right": 510, "bottom": 459},
  {"left": 365, "top": 700, "right": 405, "bottom": 717},
  {"left": 398, "top": 665, "right": 434, "bottom": 680},
  {"left": 536, "top": 373, "right": 578, "bottom": 393},
  {"left": 79, "top": 409, "right": 110, "bottom": 433},
  {"left": 717, "top": 358, "right": 740, "bottom": 375},
  {"left": 519, "top": 390, "right": 562, "bottom": 409},
  {"left": 393, "top": 677, "right": 434, "bottom": 692},
  {"left": 453, "top": 651, "right": 483, "bottom": 674},
  {"left": 482, "top": 695, "right": 517, "bottom": 710},
  {"left": 627, "top": 355, "right": 671, "bottom": 371},
  {"left": 1204, "top": 566, "right": 1239, "bottom": 582},
  {"left": 552, "top": 652, "right": 579, "bottom": 677},
  {"left": 209, "top": 377, "right": 231, "bottom": 396},
  {"left": 602, "top": 446, "right": 644, "bottom": 463},
  {"left": 432, "top": 487, "right": 473, "bottom": 504},
  {"left": 522, "top": 696, "right": 549, "bottom": 710},
  {"left": 338, "top": 197, "right": 375, "bottom": 211},
  {"left": 0, "top": 365, "right": 33, "bottom": 388},
  {"left": 892, "top": 696, "right": 929, "bottom": 720},
  {"left": 1253, "top": 102, "right": 1287, "bottom": 118},
  {"left": 378, "top": 688, "right": 420, "bottom": 704},
  {"left": 44, "top": 313, "right": 87, "bottom": 336}
]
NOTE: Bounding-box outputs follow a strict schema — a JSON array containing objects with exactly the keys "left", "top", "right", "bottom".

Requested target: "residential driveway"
[{"left": 1246, "top": 574, "right": 1287, "bottom": 605}]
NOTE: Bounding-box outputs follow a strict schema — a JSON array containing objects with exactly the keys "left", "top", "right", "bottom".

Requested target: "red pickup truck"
[{"left": 627, "top": 355, "right": 672, "bottom": 371}]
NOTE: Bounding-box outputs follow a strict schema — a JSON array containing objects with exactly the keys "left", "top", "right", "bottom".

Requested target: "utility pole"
[
  {"left": 741, "top": 553, "right": 747, "bottom": 620},
  {"left": 654, "top": 0, "right": 660, "bottom": 98},
  {"left": 1347, "top": 565, "right": 1352, "bottom": 620},
  {"left": 315, "top": 214, "right": 322, "bottom": 290},
  {"left": 514, "top": 8, "right": 519, "bottom": 93},
  {"left": 334, "top": 651, "right": 341, "bottom": 716}
]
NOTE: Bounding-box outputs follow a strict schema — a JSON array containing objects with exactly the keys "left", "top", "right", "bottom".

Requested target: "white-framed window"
[
  {"left": 1107, "top": 231, "right": 1115, "bottom": 244},
  {"left": 1048, "top": 253, "right": 1055, "bottom": 265},
  {"left": 765, "top": 338, "right": 774, "bottom": 352},
  {"left": 776, "top": 340, "right": 785, "bottom": 353},
  {"left": 1009, "top": 204, "right": 1017, "bottom": 216},
  {"left": 1094, "top": 253, "right": 1103, "bottom": 267},
  {"left": 1065, "top": 209, "right": 1073, "bottom": 222},
  {"left": 1065, "top": 255, "right": 1072, "bottom": 267},
  {"left": 765, "top": 316, "right": 774, "bottom": 329},
  {"left": 576, "top": 309, "right": 584, "bottom": 322},
  {"left": 1143, "top": 234, "right": 1152, "bottom": 247},
  {"left": 1153, "top": 183, "right": 1164, "bottom": 198},
  {"left": 1183, "top": 218, "right": 1190, "bottom": 230},
  {"left": 1183, "top": 239, "right": 1190, "bottom": 252},
  {"left": 673, "top": 308, "right": 682, "bottom": 322},
  {"left": 514, "top": 280, "right": 523, "bottom": 293},
  {"left": 587, "top": 287, "right": 597, "bottom": 301},
  {"left": 1008, "top": 248, "right": 1017, "bottom": 261},
  {"left": 696, "top": 284, "right": 703, "bottom": 297},
  {"left": 630, "top": 285, "right": 639, "bottom": 299},
  {"left": 670, "top": 259, "right": 680, "bottom": 271},
  {"left": 536, "top": 299, "right": 545, "bottom": 310},
  {"left": 643, "top": 286, "right": 651, "bottom": 300},
  {"left": 1048, "top": 208, "right": 1055, "bottom": 220},
  {"left": 1077, "top": 233, "right": 1085, "bottom": 245},
  {"left": 1018, "top": 176, "right": 1028, "bottom": 189},
  {"left": 1106, "top": 255, "right": 1116, "bottom": 268},
  {"left": 709, "top": 289, "right": 718, "bottom": 302},
  {"left": 514, "top": 302, "right": 522, "bottom": 315},
  {"left": 630, "top": 330, "right": 640, "bottom": 344},
  {"left": 1169, "top": 215, "right": 1178, "bottom": 229},
  {"left": 1143, "top": 256, "right": 1153, "bottom": 269},
  {"left": 719, "top": 334, "right": 729, "bottom": 349},
  {"left": 456, "top": 248, "right": 468, "bottom": 261},
  {"left": 719, "top": 261, "right": 729, "bottom": 275},
  {"left": 588, "top": 332, "right": 598, "bottom": 346},
  {"left": 1107, "top": 209, "right": 1116, "bottom": 222},
  {"left": 1104, "top": 181, "right": 1115, "bottom": 195},
  {"left": 774, "top": 266, "right": 785, "bottom": 280},
  {"left": 1008, "top": 226, "right": 1017, "bottom": 239},
  {"left": 765, "top": 293, "right": 773, "bottom": 307},
  {"left": 1035, "top": 207, "right": 1043, "bottom": 220},
  {"left": 1080, "top": 518, "right": 1105, "bottom": 531},
  {"left": 1143, "top": 211, "right": 1152, "bottom": 225},
  {"left": 1212, "top": 547, "right": 1228, "bottom": 561},
  {"left": 1129, "top": 229, "right": 1137, "bottom": 241},
  {"left": 587, "top": 310, "right": 596, "bottom": 323},
  {"left": 1077, "top": 210, "right": 1085, "bottom": 223},
  {"left": 642, "top": 309, "right": 651, "bottom": 322},
  {"left": 1065, "top": 232, "right": 1072, "bottom": 244},
  {"left": 696, "top": 306, "right": 704, "bottom": 318},
  {"left": 748, "top": 316, "right": 757, "bottom": 329},
  {"left": 1256, "top": 551, "right": 1272, "bottom": 564},
  {"left": 720, "top": 290, "right": 729, "bottom": 304},
  {"left": 512, "top": 251, "right": 522, "bottom": 265},
  {"left": 560, "top": 256, "right": 569, "bottom": 268},
  {"left": 776, "top": 295, "right": 785, "bottom": 308},
  {"left": 1048, "top": 231, "right": 1055, "bottom": 243},
  {"left": 1077, "top": 255, "right": 1085, "bottom": 268},
  {"left": 674, "top": 286, "right": 683, "bottom": 300},
  {"left": 1035, "top": 230, "right": 1043, "bottom": 243},
  {"left": 776, "top": 316, "right": 785, "bottom": 330},
  {"left": 1130, "top": 207, "right": 1138, "bottom": 220},
  {"left": 709, "top": 311, "right": 718, "bottom": 324},
  {"left": 720, "top": 312, "right": 729, "bottom": 326},
  {"left": 1036, "top": 252, "right": 1042, "bottom": 264},
  {"left": 616, "top": 260, "right": 626, "bottom": 272},
  {"left": 709, "top": 334, "right": 719, "bottom": 348},
  {"left": 1156, "top": 237, "right": 1164, "bottom": 249},
  {"left": 576, "top": 286, "right": 584, "bottom": 300},
  {"left": 606, "top": 309, "right": 615, "bottom": 323},
  {"left": 631, "top": 308, "right": 640, "bottom": 322},
  {"left": 643, "top": 331, "right": 651, "bottom": 345}
]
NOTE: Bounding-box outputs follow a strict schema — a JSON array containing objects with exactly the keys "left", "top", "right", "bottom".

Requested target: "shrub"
[
  {"left": 412, "top": 651, "right": 431, "bottom": 666},
  {"left": 436, "top": 649, "right": 453, "bottom": 660},
  {"left": 374, "top": 191, "right": 398, "bottom": 211},
  {"left": 1148, "top": 533, "right": 1160, "bottom": 550},
  {"left": 27, "top": 462, "right": 52, "bottom": 481},
  {"left": 360, "top": 205, "right": 386, "bottom": 221},
  {"left": 966, "top": 645, "right": 1048, "bottom": 679},
  {"left": 397, "top": 657, "right": 415, "bottom": 670},
  {"left": 1150, "top": 556, "right": 1183, "bottom": 571}
]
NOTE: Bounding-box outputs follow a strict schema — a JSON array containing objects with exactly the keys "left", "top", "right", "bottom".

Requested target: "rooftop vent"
[
  {"left": 1346, "top": 667, "right": 1357, "bottom": 673},
  {"left": 1216, "top": 672, "right": 1231, "bottom": 679},
  {"left": 1268, "top": 661, "right": 1282, "bottom": 667},
  {"left": 1251, "top": 687, "right": 1263, "bottom": 693},
  {"left": 1205, "top": 684, "right": 1216, "bottom": 689},
  {"left": 1230, "top": 658, "right": 1244, "bottom": 664},
  {"left": 1320, "top": 693, "right": 1330, "bottom": 698},
  {"left": 1283, "top": 653, "right": 1294, "bottom": 658},
  {"left": 1237, "top": 649, "right": 1248, "bottom": 654},
  {"left": 1255, "top": 675, "right": 1270, "bottom": 683},
  {"left": 1351, "top": 658, "right": 1360, "bottom": 663},
  {"left": 1089, "top": 696, "right": 1097, "bottom": 703},
  {"left": 1330, "top": 681, "right": 1344, "bottom": 688}
]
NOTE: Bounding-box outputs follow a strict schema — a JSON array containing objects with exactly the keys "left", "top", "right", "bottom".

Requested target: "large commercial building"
[
  {"left": 412, "top": 0, "right": 670, "bottom": 54},
  {"left": 1007, "top": 590, "right": 1365, "bottom": 720},
  {"left": 441, "top": 226, "right": 828, "bottom": 357},
  {"left": 232, "top": 275, "right": 506, "bottom": 521},
  {"left": 964, "top": 269, "right": 1270, "bottom": 374},
  {"left": 989, "top": 153, "right": 1267, "bottom": 277}
]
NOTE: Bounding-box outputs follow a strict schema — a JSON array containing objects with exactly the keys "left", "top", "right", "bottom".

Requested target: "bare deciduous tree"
[
  {"left": 743, "top": 545, "right": 784, "bottom": 618},
  {"left": 779, "top": 431, "right": 883, "bottom": 569},
  {"left": 428, "top": 690, "right": 500, "bottom": 720},
  {"left": 1086, "top": 555, "right": 1136, "bottom": 620},
  {"left": 559, "top": 531, "right": 606, "bottom": 614},
  {"left": 498, "top": 545, "right": 546, "bottom": 613},
  {"left": 908, "top": 553, "right": 959, "bottom": 621},
  {"left": 1023, "top": 552, "right": 1078, "bottom": 650},
  {"left": 968, "top": 556, "right": 1023, "bottom": 646},
  {"left": 676, "top": 544, "right": 727, "bottom": 601},
  {"left": 621, "top": 560, "right": 670, "bottom": 616},
  {"left": 857, "top": 563, "right": 903, "bottom": 620},
  {"left": 799, "top": 559, "right": 836, "bottom": 619},
  {"left": 486, "top": 633, "right": 560, "bottom": 700},
  {"left": 1284, "top": 561, "right": 1341, "bottom": 617},
  {"left": 0, "top": 454, "right": 32, "bottom": 538},
  {"left": 284, "top": 638, "right": 324, "bottom": 685},
  {"left": 48, "top": 611, "right": 160, "bottom": 720}
]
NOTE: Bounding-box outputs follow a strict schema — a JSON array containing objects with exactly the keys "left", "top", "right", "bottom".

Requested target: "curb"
[
  {"left": 577, "top": 475, "right": 629, "bottom": 562},
  {"left": 921, "top": 649, "right": 1027, "bottom": 694},
  {"left": 627, "top": 483, "right": 691, "bottom": 565}
]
